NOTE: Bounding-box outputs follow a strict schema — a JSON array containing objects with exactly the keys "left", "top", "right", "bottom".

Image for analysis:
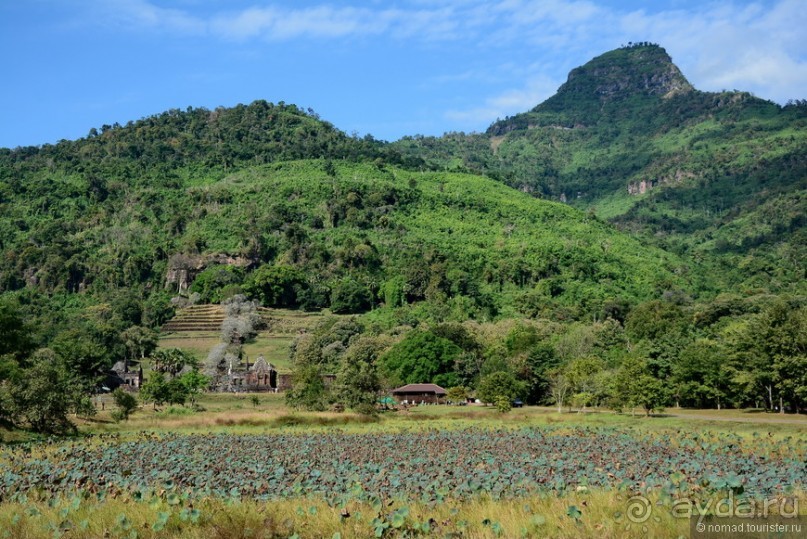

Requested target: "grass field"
[
  {"left": 2, "top": 394, "right": 805, "bottom": 538},
  {"left": 77, "top": 394, "right": 807, "bottom": 442},
  {"left": 159, "top": 332, "right": 295, "bottom": 373}
]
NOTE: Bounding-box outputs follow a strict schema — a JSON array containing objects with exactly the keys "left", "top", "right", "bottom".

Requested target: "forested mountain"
[
  {"left": 0, "top": 45, "right": 804, "bottom": 433},
  {"left": 0, "top": 101, "right": 690, "bottom": 326},
  {"left": 393, "top": 44, "right": 807, "bottom": 294}
]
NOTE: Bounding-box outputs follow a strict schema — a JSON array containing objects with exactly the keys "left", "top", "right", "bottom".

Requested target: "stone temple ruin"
[
  {"left": 109, "top": 360, "right": 143, "bottom": 391},
  {"left": 224, "top": 355, "right": 293, "bottom": 392}
]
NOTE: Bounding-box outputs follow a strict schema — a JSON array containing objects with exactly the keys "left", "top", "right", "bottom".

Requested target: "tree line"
[{"left": 283, "top": 294, "right": 806, "bottom": 416}]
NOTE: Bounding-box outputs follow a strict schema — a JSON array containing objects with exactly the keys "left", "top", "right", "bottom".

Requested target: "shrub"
[
  {"left": 111, "top": 388, "right": 138, "bottom": 421},
  {"left": 353, "top": 402, "right": 378, "bottom": 416},
  {"left": 494, "top": 395, "right": 512, "bottom": 413}
]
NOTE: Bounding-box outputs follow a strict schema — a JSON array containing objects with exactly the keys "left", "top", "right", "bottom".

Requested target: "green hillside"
[
  {"left": 392, "top": 44, "right": 807, "bottom": 294},
  {"left": 1, "top": 46, "right": 804, "bottom": 433},
  {"left": 0, "top": 153, "right": 689, "bottom": 324}
]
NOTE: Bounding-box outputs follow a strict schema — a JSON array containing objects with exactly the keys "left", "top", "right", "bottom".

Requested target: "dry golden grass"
[
  {"left": 4, "top": 490, "right": 804, "bottom": 538},
  {"left": 72, "top": 392, "right": 807, "bottom": 445}
]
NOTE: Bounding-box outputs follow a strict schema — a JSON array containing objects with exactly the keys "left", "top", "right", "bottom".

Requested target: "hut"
[{"left": 391, "top": 383, "right": 447, "bottom": 404}]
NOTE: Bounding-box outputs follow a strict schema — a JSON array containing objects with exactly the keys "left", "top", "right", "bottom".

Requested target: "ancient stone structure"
[
  {"left": 110, "top": 361, "right": 143, "bottom": 391},
  {"left": 229, "top": 355, "right": 280, "bottom": 392}
]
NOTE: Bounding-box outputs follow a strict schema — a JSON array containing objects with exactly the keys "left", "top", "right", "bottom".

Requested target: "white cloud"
[
  {"left": 94, "top": 0, "right": 206, "bottom": 34},
  {"left": 211, "top": 6, "right": 390, "bottom": 41},
  {"left": 624, "top": 0, "right": 807, "bottom": 102},
  {"left": 81, "top": 0, "right": 806, "bottom": 105}
]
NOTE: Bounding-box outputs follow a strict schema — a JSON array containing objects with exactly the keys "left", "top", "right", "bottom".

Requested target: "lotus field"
[{"left": 0, "top": 426, "right": 803, "bottom": 537}]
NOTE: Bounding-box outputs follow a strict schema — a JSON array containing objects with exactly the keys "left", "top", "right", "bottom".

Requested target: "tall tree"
[
  {"left": 334, "top": 336, "right": 382, "bottom": 410},
  {"left": 476, "top": 371, "right": 525, "bottom": 405},
  {"left": 380, "top": 330, "right": 461, "bottom": 388},
  {"left": 121, "top": 325, "right": 158, "bottom": 362},
  {"left": 613, "top": 355, "right": 667, "bottom": 416}
]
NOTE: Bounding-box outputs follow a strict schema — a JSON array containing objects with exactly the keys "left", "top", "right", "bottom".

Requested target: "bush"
[
  {"left": 156, "top": 406, "right": 196, "bottom": 417},
  {"left": 353, "top": 403, "right": 378, "bottom": 416},
  {"left": 111, "top": 388, "right": 138, "bottom": 421},
  {"left": 446, "top": 386, "right": 469, "bottom": 404},
  {"left": 494, "top": 395, "right": 512, "bottom": 413}
]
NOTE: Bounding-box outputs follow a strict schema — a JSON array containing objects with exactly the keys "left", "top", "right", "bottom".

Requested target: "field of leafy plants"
[
  {"left": 0, "top": 426, "right": 804, "bottom": 538},
  {"left": 2, "top": 427, "right": 802, "bottom": 504}
]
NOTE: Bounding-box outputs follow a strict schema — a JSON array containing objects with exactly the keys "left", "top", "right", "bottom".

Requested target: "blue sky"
[{"left": 1, "top": 0, "right": 805, "bottom": 147}]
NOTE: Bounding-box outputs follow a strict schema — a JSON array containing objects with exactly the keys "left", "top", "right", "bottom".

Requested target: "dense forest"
[
  {"left": 0, "top": 45, "right": 804, "bottom": 433},
  {"left": 392, "top": 45, "right": 807, "bottom": 293}
]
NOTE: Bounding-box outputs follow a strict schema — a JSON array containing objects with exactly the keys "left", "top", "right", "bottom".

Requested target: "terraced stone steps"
[
  {"left": 161, "top": 304, "right": 329, "bottom": 333},
  {"left": 161, "top": 305, "right": 227, "bottom": 333},
  {"left": 162, "top": 305, "right": 288, "bottom": 333}
]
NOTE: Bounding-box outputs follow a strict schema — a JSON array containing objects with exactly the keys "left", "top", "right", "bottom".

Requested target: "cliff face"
[
  {"left": 487, "top": 44, "right": 695, "bottom": 135},
  {"left": 558, "top": 44, "right": 693, "bottom": 102}
]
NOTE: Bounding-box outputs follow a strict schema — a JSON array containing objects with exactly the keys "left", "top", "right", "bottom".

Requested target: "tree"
[
  {"left": 672, "top": 339, "right": 730, "bottom": 409},
  {"left": 548, "top": 370, "right": 571, "bottom": 413},
  {"left": 476, "top": 371, "right": 525, "bottom": 405},
  {"left": 0, "top": 299, "right": 35, "bottom": 360},
  {"left": 433, "top": 323, "right": 483, "bottom": 387},
  {"left": 382, "top": 276, "right": 406, "bottom": 308},
  {"left": 627, "top": 375, "right": 666, "bottom": 416},
  {"left": 625, "top": 300, "right": 684, "bottom": 342},
  {"left": 140, "top": 373, "right": 166, "bottom": 409},
  {"left": 446, "top": 386, "right": 468, "bottom": 404},
  {"left": 111, "top": 388, "right": 138, "bottom": 422},
  {"left": 151, "top": 348, "right": 196, "bottom": 378},
  {"left": 520, "top": 343, "right": 559, "bottom": 404},
  {"left": 177, "top": 370, "right": 210, "bottom": 407},
  {"left": 286, "top": 364, "right": 329, "bottom": 411},
  {"left": 121, "top": 326, "right": 158, "bottom": 362},
  {"left": 245, "top": 264, "right": 306, "bottom": 308},
  {"left": 9, "top": 351, "right": 81, "bottom": 434},
  {"left": 380, "top": 330, "right": 461, "bottom": 388},
  {"left": 333, "top": 336, "right": 382, "bottom": 410},
  {"left": 140, "top": 372, "right": 189, "bottom": 409},
  {"left": 613, "top": 356, "right": 666, "bottom": 416},
  {"left": 565, "top": 356, "right": 607, "bottom": 410},
  {"left": 190, "top": 265, "right": 243, "bottom": 303},
  {"left": 220, "top": 295, "right": 263, "bottom": 345},
  {"left": 204, "top": 342, "right": 228, "bottom": 380},
  {"left": 164, "top": 379, "right": 190, "bottom": 406},
  {"left": 51, "top": 328, "right": 110, "bottom": 384},
  {"left": 749, "top": 301, "right": 807, "bottom": 413},
  {"left": 330, "top": 277, "right": 373, "bottom": 314}
]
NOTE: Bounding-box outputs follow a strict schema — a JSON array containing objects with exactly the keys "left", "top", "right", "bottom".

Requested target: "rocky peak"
[
  {"left": 562, "top": 44, "right": 692, "bottom": 100},
  {"left": 531, "top": 43, "right": 694, "bottom": 119},
  {"left": 487, "top": 44, "right": 695, "bottom": 136}
]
